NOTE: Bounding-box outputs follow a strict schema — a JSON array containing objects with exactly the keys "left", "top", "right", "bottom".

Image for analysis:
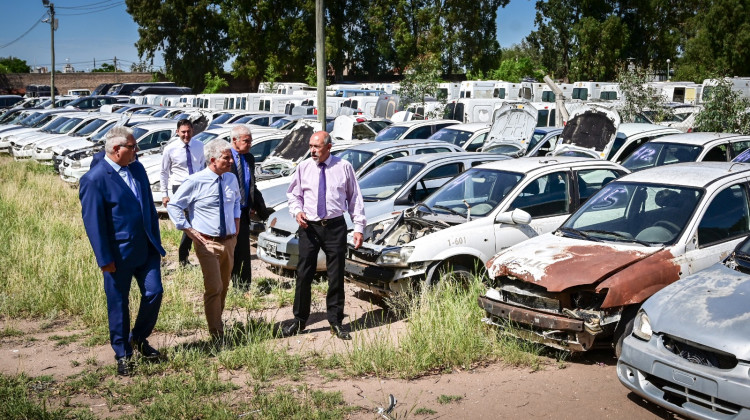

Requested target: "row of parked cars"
[{"left": 2, "top": 98, "right": 749, "bottom": 419}]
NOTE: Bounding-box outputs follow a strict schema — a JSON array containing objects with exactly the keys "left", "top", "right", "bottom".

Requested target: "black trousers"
[
  {"left": 173, "top": 185, "right": 192, "bottom": 262},
  {"left": 293, "top": 216, "right": 347, "bottom": 326},
  {"left": 232, "top": 206, "right": 252, "bottom": 288}
]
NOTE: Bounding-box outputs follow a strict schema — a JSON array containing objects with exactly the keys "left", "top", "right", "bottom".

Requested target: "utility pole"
[
  {"left": 315, "top": 0, "right": 326, "bottom": 125},
  {"left": 42, "top": 0, "right": 56, "bottom": 107}
]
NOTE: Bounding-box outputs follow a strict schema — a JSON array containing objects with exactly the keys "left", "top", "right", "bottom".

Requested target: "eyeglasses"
[{"left": 120, "top": 143, "right": 138, "bottom": 150}]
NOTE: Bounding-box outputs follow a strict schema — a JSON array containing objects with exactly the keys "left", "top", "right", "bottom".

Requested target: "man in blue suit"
[{"left": 79, "top": 126, "right": 166, "bottom": 376}]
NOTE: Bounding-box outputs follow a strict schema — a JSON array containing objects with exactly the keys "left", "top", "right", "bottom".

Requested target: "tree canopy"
[{"left": 0, "top": 57, "right": 31, "bottom": 74}]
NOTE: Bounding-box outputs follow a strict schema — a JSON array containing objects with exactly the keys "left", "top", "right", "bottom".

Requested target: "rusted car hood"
[
  {"left": 487, "top": 233, "right": 677, "bottom": 298},
  {"left": 643, "top": 263, "right": 750, "bottom": 361}
]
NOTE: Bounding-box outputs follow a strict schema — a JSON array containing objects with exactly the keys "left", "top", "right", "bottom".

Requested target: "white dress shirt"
[{"left": 160, "top": 138, "right": 205, "bottom": 195}]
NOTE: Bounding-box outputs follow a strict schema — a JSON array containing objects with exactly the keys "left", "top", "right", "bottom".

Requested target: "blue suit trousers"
[{"left": 103, "top": 248, "right": 163, "bottom": 359}]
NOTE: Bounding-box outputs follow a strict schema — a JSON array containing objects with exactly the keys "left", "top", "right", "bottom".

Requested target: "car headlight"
[
  {"left": 376, "top": 246, "right": 414, "bottom": 267},
  {"left": 632, "top": 310, "right": 652, "bottom": 341},
  {"left": 23, "top": 144, "right": 34, "bottom": 150},
  {"left": 43, "top": 147, "right": 53, "bottom": 153}
]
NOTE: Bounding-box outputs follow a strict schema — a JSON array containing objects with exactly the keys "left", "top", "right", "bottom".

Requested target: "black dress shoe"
[
  {"left": 281, "top": 320, "right": 305, "bottom": 337},
  {"left": 330, "top": 324, "right": 351, "bottom": 340},
  {"left": 116, "top": 357, "right": 133, "bottom": 376},
  {"left": 131, "top": 339, "right": 160, "bottom": 359}
]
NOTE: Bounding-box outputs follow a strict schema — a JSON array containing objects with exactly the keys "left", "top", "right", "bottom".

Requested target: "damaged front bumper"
[
  {"left": 478, "top": 287, "right": 618, "bottom": 352},
  {"left": 345, "top": 245, "right": 429, "bottom": 295}
]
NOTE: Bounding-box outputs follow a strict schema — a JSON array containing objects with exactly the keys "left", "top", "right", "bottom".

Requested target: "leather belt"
[
  {"left": 307, "top": 215, "right": 344, "bottom": 227},
  {"left": 197, "top": 232, "right": 236, "bottom": 241}
]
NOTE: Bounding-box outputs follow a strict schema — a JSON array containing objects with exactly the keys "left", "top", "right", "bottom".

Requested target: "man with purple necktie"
[
  {"left": 282, "top": 131, "right": 366, "bottom": 340},
  {"left": 160, "top": 119, "right": 205, "bottom": 266}
]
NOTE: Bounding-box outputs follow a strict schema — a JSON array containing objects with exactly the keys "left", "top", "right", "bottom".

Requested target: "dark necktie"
[
  {"left": 185, "top": 144, "right": 194, "bottom": 175},
  {"left": 218, "top": 175, "right": 226, "bottom": 237},
  {"left": 317, "top": 162, "right": 326, "bottom": 219},
  {"left": 237, "top": 153, "right": 247, "bottom": 207}
]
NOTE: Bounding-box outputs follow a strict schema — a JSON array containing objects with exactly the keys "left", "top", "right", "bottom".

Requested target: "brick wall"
[{"left": 0, "top": 72, "right": 157, "bottom": 95}]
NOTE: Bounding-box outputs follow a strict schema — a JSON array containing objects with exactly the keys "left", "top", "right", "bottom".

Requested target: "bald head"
[{"left": 309, "top": 131, "right": 332, "bottom": 163}]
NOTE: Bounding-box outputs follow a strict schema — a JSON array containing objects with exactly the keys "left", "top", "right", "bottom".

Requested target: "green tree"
[
  {"left": 679, "top": 0, "right": 750, "bottom": 82},
  {"left": 526, "top": 0, "right": 577, "bottom": 81},
  {"left": 126, "top": 0, "right": 229, "bottom": 91},
  {"left": 399, "top": 53, "right": 443, "bottom": 117},
  {"left": 0, "top": 57, "right": 30, "bottom": 73},
  {"left": 694, "top": 78, "right": 750, "bottom": 133},
  {"left": 202, "top": 72, "right": 229, "bottom": 93},
  {"left": 616, "top": 64, "right": 667, "bottom": 123},
  {"left": 571, "top": 15, "right": 628, "bottom": 81},
  {"left": 92, "top": 63, "right": 117, "bottom": 72}
]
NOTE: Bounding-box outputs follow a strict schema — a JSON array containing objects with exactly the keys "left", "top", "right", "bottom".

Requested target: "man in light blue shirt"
[{"left": 167, "top": 139, "right": 240, "bottom": 339}]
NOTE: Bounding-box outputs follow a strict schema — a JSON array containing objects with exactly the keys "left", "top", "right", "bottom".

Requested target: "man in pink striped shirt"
[{"left": 282, "top": 131, "right": 366, "bottom": 340}]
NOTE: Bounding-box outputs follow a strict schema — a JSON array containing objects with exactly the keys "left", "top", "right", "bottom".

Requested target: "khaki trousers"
[{"left": 194, "top": 236, "right": 237, "bottom": 337}]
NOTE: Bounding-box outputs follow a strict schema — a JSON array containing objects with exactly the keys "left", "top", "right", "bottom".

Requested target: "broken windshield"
[{"left": 423, "top": 168, "right": 523, "bottom": 218}]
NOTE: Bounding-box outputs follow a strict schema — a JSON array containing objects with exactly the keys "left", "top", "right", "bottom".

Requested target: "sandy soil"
[{"left": 0, "top": 250, "right": 679, "bottom": 419}]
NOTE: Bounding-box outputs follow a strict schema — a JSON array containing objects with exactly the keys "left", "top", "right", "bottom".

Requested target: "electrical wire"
[
  {"left": 56, "top": 2, "right": 125, "bottom": 16},
  {"left": 0, "top": 14, "right": 47, "bottom": 49},
  {"left": 55, "top": 0, "right": 121, "bottom": 10}
]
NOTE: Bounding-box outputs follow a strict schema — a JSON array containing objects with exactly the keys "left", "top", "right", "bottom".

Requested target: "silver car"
[{"left": 617, "top": 235, "right": 750, "bottom": 419}]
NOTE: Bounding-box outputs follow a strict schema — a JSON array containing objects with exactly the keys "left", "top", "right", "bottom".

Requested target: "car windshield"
[
  {"left": 336, "top": 149, "right": 375, "bottom": 172},
  {"left": 0, "top": 110, "right": 24, "bottom": 125},
  {"left": 41, "top": 117, "right": 71, "bottom": 132},
  {"left": 270, "top": 118, "right": 293, "bottom": 129},
  {"left": 131, "top": 127, "right": 148, "bottom": 140},
  {"left": 424, "top": 168, "right": 523, "bottom": 218},
  {"left": 562, "top": 182, "right": 703, "bottom": 245},
  {"left": 622, "top": 142, "right": 702, "bottom": 171},
  {"left": 90, "top": 122, "right": 115, "bottom": 142},
  {"left": 358, "top": 161, "right": 425, "bottom": 201},
  {"left": 172, "top": 113, "right": 190, "bottom": 121},
  {"left": 52, "top": 117, "right": 84, "bottom": 134},
  {"left": 75, "top": 118, "right": 109, "bottom": 136},
  {"left": 211, "top": 113, "right": 234, "bottom": 124},
  {"left": 192, "top": 131, "right": 219, "bottom": 144},
  {"left": 528, "top": 131, "right": 553, "bottom": 152},
  {"left": 374, "top": 126, "right": 409, "bottom": 141},
  {"left": 428, "top": 129, "right": 473, "bottom": 147},
  {"left": 733, "top": 148, "right": 750, "bottom": 163},
  {"left": 20, "top": 112, "right": 44, "bottom": 126},
  {"left": 484, "top": 144, "right": 523, "bottom": 156},
  {"left": 151, "top": 109, "right": 169, "bottom": 117},
  {"left": 232, "top": 115, "right": 254, "bottom": 123}
]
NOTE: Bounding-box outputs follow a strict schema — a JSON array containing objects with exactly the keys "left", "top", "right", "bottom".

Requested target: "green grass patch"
[
  {"left": 0, "top": 324, "right": 23, "bottom": 338},
  {"left": 0, "top": 373, "right": 94, "bottom": 419},
  {"left": 414, "top": 407, "right": 437, "bottom": 415},
  {"left": 437, "top": 394, "right": 463, "bottom": 404}
]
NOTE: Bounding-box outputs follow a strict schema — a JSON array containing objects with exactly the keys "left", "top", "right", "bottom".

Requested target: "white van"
[
  {"left": 492, "top": 81, "right": 533, "bottom": 101},
  {"left": 702, "top": 77, "right": 750, "bottom": 102},
  {"left": 67, "top": 89, "right": 91, "bottom": 96},
  {"left": 459, "top": 80, "right": 498, "bottom": 99}
]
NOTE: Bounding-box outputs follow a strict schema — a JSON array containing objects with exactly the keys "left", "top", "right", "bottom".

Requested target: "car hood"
[
  {"left": 643, "top": 262, "right": 750, "bottom": 360},
  {"left": 52, "top": 138, "right": 95, "bottom": 153},
  {"left": 486, "top": 233, "right": 679, "bottom": 308},
  {"left": 552, "top": 104, "right": 620, "bottom": 159},
  {"left": 259, "top": 125, "right": 315, "bottom": 173},
  {"left": 258, "top": 177, "right": 294, "bottom": 209},
  {"left": 483, "top": 102, "right": 538, "bottom": 154}
]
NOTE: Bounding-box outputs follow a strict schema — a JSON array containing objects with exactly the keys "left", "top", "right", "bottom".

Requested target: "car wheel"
[
  {"left": 429, "top": 263, "right": 473, "bottom": 288},
  {"left": 613, "top": 306, "right": 639, "bottom": 358}
]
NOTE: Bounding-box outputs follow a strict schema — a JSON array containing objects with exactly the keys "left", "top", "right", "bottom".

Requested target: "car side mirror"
[
  {"left": 394, "top": 189, "right": 415, "bottom": 206},
  {"left": 495, "top": 208, "right": 532, "bottom": 225}
]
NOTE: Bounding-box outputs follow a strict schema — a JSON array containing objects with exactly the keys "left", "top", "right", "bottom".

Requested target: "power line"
[
  {"left": 55, "top": 0, "right": 121, "bottom": 10},
  {"left": 56, "top": 2, "right": 124, "bottom": 16},
  {"left": 0, "top": 14, "right": 47, "bottom": 49}
]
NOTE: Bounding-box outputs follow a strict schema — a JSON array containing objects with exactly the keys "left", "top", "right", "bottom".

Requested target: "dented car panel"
[
  {"left": 618, "top": 238, "right": 750, "bottom": 419},
  {"left": 481, "top": 161, "right": 750, "bottom": 353}
]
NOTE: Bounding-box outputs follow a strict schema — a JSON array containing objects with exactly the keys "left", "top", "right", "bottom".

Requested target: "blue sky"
[{"left": 1, "top": 0, "right": 537, "bottom": 73}]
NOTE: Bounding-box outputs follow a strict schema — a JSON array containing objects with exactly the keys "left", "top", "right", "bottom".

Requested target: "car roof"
[
  {"left": 387, "top": 152, "right": 507, "bottom": 164},
  {"left": 617, "top": 162, "right": 750, "bottom": 188},
  {"left": 617, "top": 123, "right": 681, "bottom": 137},
  {"left": 439, "top": 122, "right": 490, "bottom": 132},
  {"left": 648, "top": 132, "right": 750, "bottom": 146},
  {"left": 474, "top": 155, "right": 626, "bottom": 173},
  {"left": 346, "top": 139, "right": 462, "bottom": 152},
  {"left": 388, "top": 119, "right": 461, "bottom": 127}
]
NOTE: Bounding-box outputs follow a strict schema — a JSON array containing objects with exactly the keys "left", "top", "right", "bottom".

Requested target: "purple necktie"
[
  {"left": 185, "top": 144, "right": 194, "bottom": 175},
  {"left": 317, "top": 162, "right": 326, "bottom": 219}
]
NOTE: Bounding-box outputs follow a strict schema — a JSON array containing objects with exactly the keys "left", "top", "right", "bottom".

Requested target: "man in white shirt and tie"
[{"left": 160, "top": 119, "right": 205, "bottom": 266}]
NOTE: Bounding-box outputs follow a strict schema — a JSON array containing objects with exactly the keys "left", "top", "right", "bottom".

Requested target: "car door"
[
  {"left": 508, "top": 170, "right": 572, "bottom": 236},
  {"left": 700, "top": 142, "right": 729, "bottom": 162},
  {"left": 683, "top": 182, "right": 750, "bottom": 274}
]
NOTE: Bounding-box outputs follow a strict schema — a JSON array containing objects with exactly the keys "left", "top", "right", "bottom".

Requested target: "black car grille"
[
  {"left": 646, "top": 374, "right": 742, "bottom": 415},
  {"left": 497, "top": 277, "right": 562, "bottom": 314},
  {"left": 269, "top": 227, "right": 291, "bottom": 238},
  {"left": 348, "top": 247, "right": 380, "bottom": 264},
  {"left": 662, "top": 335, "right": 738, "bottom": 369}
]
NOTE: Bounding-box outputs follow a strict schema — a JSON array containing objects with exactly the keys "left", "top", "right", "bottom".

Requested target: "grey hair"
[
  {"left": 204, "top": 138, "right": 232, "bottom": 161},
  {"left": 231, "top": 124, "right": 251, "bottom": 140},
  {"left": 104, "top": 125, "right": 134, "bottom": 154}
]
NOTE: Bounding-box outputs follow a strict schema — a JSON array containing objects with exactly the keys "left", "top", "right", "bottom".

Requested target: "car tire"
[
  {"left": 614, "top": 306, "right": 639, "bottom": 358},
  {"left": 429, "top": 263, "right": 473, "bottom": 288}
]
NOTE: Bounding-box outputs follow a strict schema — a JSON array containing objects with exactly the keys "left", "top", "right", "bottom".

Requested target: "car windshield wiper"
[
  {"left": 362, "top": 197, "right": 379, "bottom": 202},
  {"left": 581, "top": 229, "right": 652, "bottom": 246},
  {"left": 432, "top": 204, "right": 463, "bottom": 217},
  {"left": 558, "top": 227, "right": 601, "bottom": 242},
  {"left": 733, "top": 250, "right": 750, "bottom": 262}
]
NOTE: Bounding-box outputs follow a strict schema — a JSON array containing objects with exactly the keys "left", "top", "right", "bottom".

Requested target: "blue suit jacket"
[{"left": 79, "top": 158, "right": 165, "bottom": 268}]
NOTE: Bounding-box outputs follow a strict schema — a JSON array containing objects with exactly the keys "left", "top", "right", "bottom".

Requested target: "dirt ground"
[{"left": 0, "top": 251, "right": 679, "bottom": 419}]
